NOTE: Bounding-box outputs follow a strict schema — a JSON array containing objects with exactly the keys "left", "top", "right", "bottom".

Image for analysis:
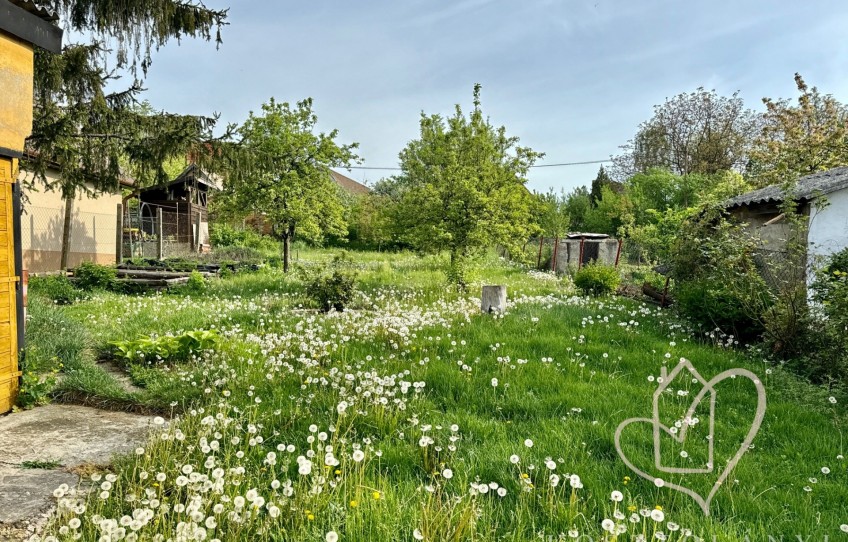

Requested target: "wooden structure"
[
  {"left": 0, "top": 0, "right": 62, "bottom": 413},
  {"left": 131, "top": 164, "right": 221, "bottom": 251}
]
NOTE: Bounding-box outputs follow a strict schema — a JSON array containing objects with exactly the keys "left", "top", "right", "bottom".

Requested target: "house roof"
[
  {"left": 139, "top": 163, "right": 222, "bottom": 193},
  {"left": 330, "top": 169, "right": 370, "bottom": 196},
  {"left": 726, "top": 167, "right": 848, "bottom": 208},
  {"left": 1, "top": 0, "right": 63, "bottom": 52}
]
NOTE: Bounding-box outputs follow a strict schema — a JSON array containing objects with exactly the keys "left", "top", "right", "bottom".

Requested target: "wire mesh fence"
[
  {"left": 21, "top": 205, "right": 118, "bottom": 273},
  {"left": 122, "top": 202, "right": 203, "bottom": 260}
]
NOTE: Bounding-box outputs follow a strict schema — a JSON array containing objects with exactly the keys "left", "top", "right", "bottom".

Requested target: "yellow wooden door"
[{"left": 0, "top": 158, "right": 19, "bottom": 413}]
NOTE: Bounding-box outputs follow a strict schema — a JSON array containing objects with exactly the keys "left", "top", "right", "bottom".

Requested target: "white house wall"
[{"left": 808, "top": 186, "right": 848, "bottom": 267}]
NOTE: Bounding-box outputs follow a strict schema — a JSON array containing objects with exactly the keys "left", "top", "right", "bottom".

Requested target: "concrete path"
[{"left": 0, "top": 405, "right": 155, "bottom": 540}]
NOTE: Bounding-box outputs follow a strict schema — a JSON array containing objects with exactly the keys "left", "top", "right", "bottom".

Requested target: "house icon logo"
[{"left": 614, "top": 358, "right": 767, "bottom": 516}]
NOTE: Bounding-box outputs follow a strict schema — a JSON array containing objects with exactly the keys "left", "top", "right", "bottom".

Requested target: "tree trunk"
[
  {"left": 60, "top": 188, "right": 75, "bottom": 271},
  {"left": 282, "top": 233, "right": 290, "bottom": 273}
]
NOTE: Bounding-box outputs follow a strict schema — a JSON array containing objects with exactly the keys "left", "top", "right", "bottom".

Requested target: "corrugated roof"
[
  {"left": 726, "top": 166, "right": 848, "bottom": 208},
  {"left": 330, "top": 170, "right": 370, "bottom": 195},
  {"left": 7, "top": 0, "right": 58, "bottom": 21}
]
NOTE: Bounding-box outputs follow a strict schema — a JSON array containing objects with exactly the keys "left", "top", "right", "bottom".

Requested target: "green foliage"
[
  {"left": 218, "top": 97, "right": 359, "bottom": 272},
  {"left": 110, "top": 330, "right": 220, "bottom": 365},
  {"left": 676, "top": 277, "right": 764, "bottom": 339},
  {"left": 589, "top": 165, "right": 619, "bottom": 205},
  {"left": 73, "top": 262, "right": 117, "bottom": 291},
  {"left": 749, "top": 73, "right": 848, "bottom": 187},
  {"left": 17, "top": 370, "right": 58, "bottom": 409},
  {"left": 800, "top": 249, "right": 848, "bottom": 384},
  {"left": 209, "top": 224, "right": 279, "bottom": 256},
  {"left": 391, "top": 85, "right": 542, "bottom": 286},
  {"left": 563, "top": 186, "right": 592, "bottom": 233},
  {"left": 29, "top": 274, "right": 82, "bottom": 305},
  {"left": 303, "top": 254, "right": 359, "bottom": 312},
  {"left": 537, "top": 189, "right": 570, "bottom": 239},
  {"left": 582, "top": 185, "right": 633, "bottom": 236},
  {"left": 573, "top": 262, "right": 620, "bottom": 296},
  {"left": 185, "top": 271, "right": 206, "bottom": 294}
]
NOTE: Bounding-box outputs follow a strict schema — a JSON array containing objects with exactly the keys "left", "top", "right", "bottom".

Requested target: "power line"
[{"left": 343, "top": 158, "right": 611, "bottom": 171}]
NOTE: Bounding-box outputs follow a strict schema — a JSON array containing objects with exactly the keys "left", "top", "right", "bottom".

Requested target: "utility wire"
[{"left": 342, "top": 158, "right": 611, "bottom": 171}]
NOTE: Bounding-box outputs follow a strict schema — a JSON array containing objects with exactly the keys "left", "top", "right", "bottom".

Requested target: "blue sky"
[{"left": 130, "top": 0, "right": 848, "bottom": 192}]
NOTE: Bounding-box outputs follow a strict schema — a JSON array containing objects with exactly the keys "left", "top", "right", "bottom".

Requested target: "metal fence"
[
  {"left": 21, "top": 205, "right": 118, "bottom": 273},
  {"left": 122, "top": 201, "right": 201, "bottom": 260}
]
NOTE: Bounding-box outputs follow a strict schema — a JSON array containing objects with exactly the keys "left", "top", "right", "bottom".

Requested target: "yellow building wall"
[
  {"left": 0, "top": 30, "right": 31, "bottom": 413},
  {"left": 19, "top": 170, "right": 122, "bottom": 273},
  {"left": 0, "top": 32, "right": 33, "bottom": 155}
]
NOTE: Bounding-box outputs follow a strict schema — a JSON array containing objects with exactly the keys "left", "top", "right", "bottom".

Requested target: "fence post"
[
  {"left": 157, "top": 207, "right": 164, "bottom": 260},
  {"left": 194, "top": 211, "right": 202, "bottom": 252},
  {"left": 115, "top": 203, "right": 123, "bottom": 264},
  {"left": 551, "top": 236, "right": 559, "bottom": 273},
  {"left": 614, "top": 238, "right": 623, "bottom": 268},
  {"left": 537, "top": 237, "right": 544, "bottom": 268}
]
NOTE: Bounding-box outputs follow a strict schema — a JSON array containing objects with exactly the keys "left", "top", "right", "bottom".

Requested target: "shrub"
[
  {"left": 185, "top": 270, "right": 206, "bottom": 294},
  {"left": 29, "top": 275, "right": 81, "bottom": 305},
  {"left": 573, "top": 263, "right": 620, "bottom": 296},
  {"left": 304, "top": 253, "right": 358, "bottom": 312},
  {"left": 73, "top": 261, "right": 117, "bottom": 290},
  {"left": 212, "top": 246, "right": 265, "bottom": 266},
  {"left": 676, "top": 277, "right": 766, "bottom": 340}
]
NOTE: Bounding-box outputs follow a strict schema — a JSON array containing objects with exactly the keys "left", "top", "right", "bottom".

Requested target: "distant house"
[
  {"left": 725, "top": 167, "right": 848, "bottom": 269},
  {"left": 132, "top": 164, "right": 222, "bottom": 252},
  {"left": 330, "top": 169, "right": 370, "bottom": 196},
  {"left": 244, "top": 169, "right": 370, "bottom": 236},
  {"left": 19, "top": 163, "right": 132, "bottom": 272}
]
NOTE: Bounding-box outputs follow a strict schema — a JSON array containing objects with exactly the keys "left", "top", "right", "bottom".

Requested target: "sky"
[{"left": 119, "top": 0, "right": 848, "bottom": 193}]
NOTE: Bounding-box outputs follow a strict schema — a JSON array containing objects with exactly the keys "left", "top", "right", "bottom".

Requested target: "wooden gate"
[{"left": 0, "top": 158, "right": 19, "bottom": 413}]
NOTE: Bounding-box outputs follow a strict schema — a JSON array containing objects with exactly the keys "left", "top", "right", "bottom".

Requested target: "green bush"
[
  {"left": 73, "top": 261, "right": 117, "bottom": 291},
  {"left": 185, "top": 271, "right": 206, "bottom": 294},
  {"left": 676, "top": 277, "right": 766, "bottom": 340},
  {"left": 573, "top": 263, "right": 620, "bottom": 296},
  {"left": 211, "top": 246, "right": 265, "bottom": 265},
  {"left": 799, "top": 248, "right": 848, "bottom": 384},
  {"left": 304, "top": 253, "right": 358, "bottom": 312},
  {"left": 29, "top": 275, "right": 81, "bottom": 305},
  {"left": 210, "top": 224, "right": 279, "bottom": 256}
]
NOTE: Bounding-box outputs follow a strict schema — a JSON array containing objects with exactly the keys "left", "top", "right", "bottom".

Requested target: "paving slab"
[
  {"left": 0, "top": 405, "right": 155, "bottom": 538},
  {"left": 0, "top": 404, "right": 153, "bottom": 468}
]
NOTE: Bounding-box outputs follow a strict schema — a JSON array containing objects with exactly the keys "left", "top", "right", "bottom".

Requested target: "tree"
[
  {"left": 582, "top": 185, "right": 633, "bottom": 236},
  {"left": 24, "top": 1, "right": 229, "bottom": 268},
  {"left": 537, "top": 189, "right": 570, "bottom": 239},
  {"left": 219, "top": 98, "right": 359, "bottom": 272},
  {"left": 611, "top": 88, "right": 757, "bottom": 178},
  {"left": 589, "top": 165, "right": 620, "bottom": 205},
  {"left": 392, "top": 85, "right": 542, "bottom": 286},
  {"left": 563, "top": 186, "right": 592, "bottom": 233},
  {"left": 748, "top": 73, "right": 848, "bottom": 187}
]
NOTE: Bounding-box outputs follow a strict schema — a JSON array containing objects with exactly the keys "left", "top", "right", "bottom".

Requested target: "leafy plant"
[
  {"left": 73, "top": 262, "right": 117, "bottom": 291},
  {"left": 185, "top": 271, "right": 206, "bottom": 294},
  {"left": 29, "top": 274, "right": 82, "bottom": 305},
  {"left": 304, "top": 253, "right": 358, "bottom": 312},
  {"left": 111, "top": 330, "right": 220, "bottom": 365},
  {"left": 16, "top": 369, "right": 58, "bottom": 409},
  {"left": 573, "top": 262, "right": 620, "bottom": 296}
]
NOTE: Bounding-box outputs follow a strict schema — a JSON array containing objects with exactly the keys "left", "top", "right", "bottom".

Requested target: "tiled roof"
[
  {"left": 726, "top": 167, "right": 848, "bottom": 208},
  {"left": 8, "top": 0, "right": 58, "bottom": 21},
  {"left": 330, "top": 170, "right": 370, "bottom": 196}
]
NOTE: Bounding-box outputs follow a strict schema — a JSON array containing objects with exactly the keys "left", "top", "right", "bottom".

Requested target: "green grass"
[{"left": 28, "top": 250, "right": 848, "bottom": 541}]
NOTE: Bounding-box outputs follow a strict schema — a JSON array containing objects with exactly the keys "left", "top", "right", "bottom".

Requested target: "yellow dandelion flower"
[
  {"left": 372, "top": 491, "right": 381, "bottom": 500},
  {"left": 350, "top": 500, "right": 358, "bottom": 508}
]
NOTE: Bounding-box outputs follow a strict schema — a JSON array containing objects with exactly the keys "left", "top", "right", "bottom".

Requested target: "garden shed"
[
  {"left": 725, "top": 166, "right": 848, "bottom": 272},
  {"left": 0, "top": 0, "right": 62, "bottom": 413},
  {"left": 554, "top": 233, "right": 621, "bottom": 274}
]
